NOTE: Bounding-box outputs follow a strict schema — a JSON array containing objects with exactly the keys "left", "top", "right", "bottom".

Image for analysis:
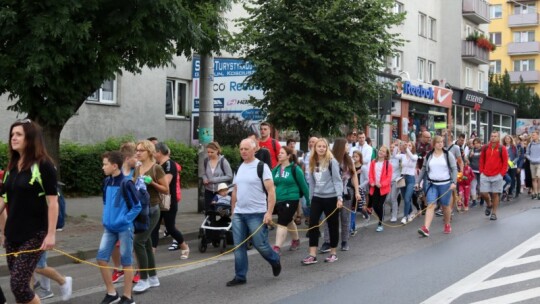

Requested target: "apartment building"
[{"left": 379, "top": 0, "right": 515, "bottom": 145}]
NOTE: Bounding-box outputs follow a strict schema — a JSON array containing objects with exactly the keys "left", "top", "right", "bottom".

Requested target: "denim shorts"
[
  {"left": 36, "top": 251, "right": 48, "bottom": 269},
  {"left": 96, "top": 226, "right": 134, "bottom": 266},
  {"left": 425, "top": 182, "right": 453, "bottom": 206}
]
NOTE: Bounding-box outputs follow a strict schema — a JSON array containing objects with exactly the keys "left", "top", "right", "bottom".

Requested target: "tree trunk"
[{"left": 40, "top": 123, "right": 63, "bottom": 180}]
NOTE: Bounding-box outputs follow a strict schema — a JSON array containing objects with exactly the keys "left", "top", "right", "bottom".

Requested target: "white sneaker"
[
  {"left": 401, "top": 217, "right": 408, "bottom": 224},
  {"left": 408, "top": 214, "right": 416, "bottom": 221},
  {"left": 60, "top": 276, "right": 73, "bottom": 301},
  {"left": 390, "top": 216, "right": 397, "bottom": 222},
  {"left": 149, "top": 276, "right": 160, "bottom": 287},
  {"left": 133, "top": 279, "right": 150, "bottom": 293}
]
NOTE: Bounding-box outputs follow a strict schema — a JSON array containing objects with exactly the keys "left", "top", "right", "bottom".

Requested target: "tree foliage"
[
  {"left": 0, "top": 0, "right": 229, "bottom": 170},
  {"left": 232, "top": 0, "right": 405, "bottom": 141},
  {"left": 489, "top": 70, "right": 540, "bottom": 118}
]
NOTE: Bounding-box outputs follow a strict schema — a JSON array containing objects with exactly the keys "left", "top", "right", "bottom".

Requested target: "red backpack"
[{"left": 175, "top": 162, "right": 182, "bottom": 202}]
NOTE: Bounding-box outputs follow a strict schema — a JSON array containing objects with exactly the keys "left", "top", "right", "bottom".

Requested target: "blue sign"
[
  {"left": 241, "top": 108, "right": 265, "bottom": 121},
  {"left": 403, "top": 81, "right": 434, "bottom": 100},
  {"left": 194, "top": 98, "right": 224, "bottom": 109},
  {"left": 193, "top": 58, "right": 255, "bottom": 78}
]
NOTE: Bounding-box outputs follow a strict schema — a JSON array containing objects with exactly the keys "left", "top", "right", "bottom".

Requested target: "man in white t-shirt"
[
  {"left": 357, "top": 132, "right": 373, "bottom": 166},
  {"left": 226, "top": 138, "right": 281, "bottom": 287}
]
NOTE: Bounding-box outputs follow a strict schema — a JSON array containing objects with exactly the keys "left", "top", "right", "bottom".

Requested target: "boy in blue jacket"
[{"left": 97, "top": 151, "right": 142, "bottom": 304}]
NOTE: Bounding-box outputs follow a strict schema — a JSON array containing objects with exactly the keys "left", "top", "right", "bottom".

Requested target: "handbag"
[
  {"left": 159, "top": 193, "right": 171, "bottom": 211},
  {"left": 150, "top": 164, "right": 171, "bottom": 211},
  {"left": 396, "top": 176, "right": 406, "bottom": 188}
]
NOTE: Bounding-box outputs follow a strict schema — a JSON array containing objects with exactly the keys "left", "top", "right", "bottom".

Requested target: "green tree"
[
  {"left": 233, "top": 0, "right": 405, "bottom": 145},
  {"left": 514, "top": 77, "right": 533, "bottom": 118},
  {"left": 0, "top": 0, "right": 228, "bottom": 169}
]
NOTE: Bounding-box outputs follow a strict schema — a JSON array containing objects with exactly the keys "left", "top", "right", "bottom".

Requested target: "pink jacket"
[{"left": 369, "top": 160, "right": 393, "bottom": 196}]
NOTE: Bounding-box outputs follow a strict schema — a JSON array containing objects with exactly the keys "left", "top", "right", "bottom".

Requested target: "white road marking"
[
  {"left": 422, "top": 232, "right": 540, "bottom": 304},
  {"left": 469, "top": 287, "right": 540, "bottom": 304}
]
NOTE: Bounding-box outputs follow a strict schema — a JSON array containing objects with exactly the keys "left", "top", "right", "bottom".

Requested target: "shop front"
[
  {"left": 393, "top": 79, "right": 453, "bottom": 142},
  {"left": 451, "top": 87, "right": 516, "bottom": 143}
]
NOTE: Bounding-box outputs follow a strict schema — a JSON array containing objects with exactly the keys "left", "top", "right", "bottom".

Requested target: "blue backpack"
[{"left": 109, "top": 177, "right": 150, "bottom": 234}]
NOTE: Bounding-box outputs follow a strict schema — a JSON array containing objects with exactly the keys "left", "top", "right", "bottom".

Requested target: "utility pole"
[{"left": 197, "top": 54, "right": 214, "bottom": 213}]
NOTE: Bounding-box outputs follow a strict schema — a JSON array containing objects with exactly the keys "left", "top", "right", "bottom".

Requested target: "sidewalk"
[{"left": 0, "top": 188, "right": 203, "bottom": 275}]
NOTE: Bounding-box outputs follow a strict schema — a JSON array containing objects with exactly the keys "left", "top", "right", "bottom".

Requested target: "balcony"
[
  {"left": 462, "top": 41, "right": 489, "bottom": 65},
  {"left": 508, "top": 13, "right": 539, "bottom": 27},
  {"left": 508, "top": 42, "right": 540, "bottom": 55},
  {"left": 509, "top": 70, "right": 540, "bottom": 83},
  {"left": 462, "top": 0, "right": 490, "bottom": 24}
]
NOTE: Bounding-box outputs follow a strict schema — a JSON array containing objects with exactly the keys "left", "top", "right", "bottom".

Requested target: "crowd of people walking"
[{"left": 0, "top": 118, "right": 538, "bottom": 303}]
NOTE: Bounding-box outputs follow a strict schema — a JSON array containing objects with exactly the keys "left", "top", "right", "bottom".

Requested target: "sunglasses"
[{"left": 16, "top": 118, "right": 31, "bottom": 124}]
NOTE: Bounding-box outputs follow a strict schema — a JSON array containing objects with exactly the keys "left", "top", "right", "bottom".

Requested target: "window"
[
  {"left": 465, "top": 67, "right": 472, "bottom": 88},
  {"left": 489, "top": 32, "right": 502, "bottom": 45},
  {"left": 493, "top": 114, "right": 512, "bottom": 138},
  {"left": 490, "top": 60, "right": 502, "bottom": 74},
  {"left": 429, "top": 17, "right": 437, "bottom": 40},
  {"left": 393, "top": 1, "right": 404, "bottom": 14},
  {"left": 428, "top": 61, "right": 436, "bottom": 82},
  {"left": 87, "top": 78, "right": 116, "bottom": 104},
  {"left": 490, "top": 5, "right": 502, "bottom": 19},
  {"left": 513, "top": 31, "right": 535, "bottom": 42},
  {"left": 389, "top": 51, "right": 403, "bottom": 71},
  {"left": 419, "top": 13, "right": 427, "bottom": 37},
  {"left": 417, "top": 58, "right": 426, "bottom": 81},
  {"left": 513, "top": 59, "right": 535, "bottom": 71},
  {"left": 515, "top": 3, "right": 536, "bottom": 14},
  {"left": 465, "top": 25, "right": 473, "bottom": 38},
  {"left": 478, "top": 71, "right": 485, "bottom": 92},
  {"left": 165, "top": 79, "right": 188, "bottom": 117}
]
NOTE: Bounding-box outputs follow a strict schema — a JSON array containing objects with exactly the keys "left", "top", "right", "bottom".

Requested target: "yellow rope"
[{"left": 0, "top": 187, "right": 454, "bottom": 270}]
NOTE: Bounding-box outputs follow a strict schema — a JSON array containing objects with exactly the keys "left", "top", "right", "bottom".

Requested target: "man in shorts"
[
  {"left": 479, "top": 131, "right": 508, "bottom": 221},
  {"left": 33, "top": 251, "right": 72, "bottom": 301}
]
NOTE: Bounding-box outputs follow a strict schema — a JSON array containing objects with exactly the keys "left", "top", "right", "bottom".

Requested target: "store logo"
[{"left": 403, "top": 81, "right": 434, "bottom": 100}]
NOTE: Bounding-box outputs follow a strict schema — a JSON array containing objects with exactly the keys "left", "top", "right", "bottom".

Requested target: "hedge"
[{"left": 0, "top": 137, "right": 241, "bottom": 196}]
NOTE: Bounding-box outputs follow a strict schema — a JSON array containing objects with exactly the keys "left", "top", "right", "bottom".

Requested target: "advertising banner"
[{"left": 516, "top": 118, "right": 540, "bottom": 135}]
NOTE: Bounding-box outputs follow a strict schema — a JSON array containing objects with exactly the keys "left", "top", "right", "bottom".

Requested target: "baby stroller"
[{"left": 198, "top": 188, "right": 233, "bottom": 253}]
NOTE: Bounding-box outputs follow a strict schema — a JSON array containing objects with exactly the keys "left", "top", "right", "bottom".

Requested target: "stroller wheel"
[
  {"left": 220, "top": 237, "right": 227, "bottom": 253},
  {"left": 198, "top": 240, "right": 207, "bottom": 253}
]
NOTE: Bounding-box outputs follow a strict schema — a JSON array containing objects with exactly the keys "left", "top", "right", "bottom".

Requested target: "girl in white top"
[
  {"left": 393, "top": 141, "right": 418, "bottom": 224},
  {"left": 388, "top": 140, "right": 403, "bottom": 222},
  {"left": 416, "top": 136, "right": 457, "bottom": 237}
]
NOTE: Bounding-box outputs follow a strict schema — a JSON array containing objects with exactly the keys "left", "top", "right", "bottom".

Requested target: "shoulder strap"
[
  {"left": 329, "top": 159, "right": 333, "bottom": 177},
  {"left": 220, "top": 158, "right": 225, "bottom": 173},
  {"left": 444, "top": 149, "right": 451, "bottom": 172},
  {"left": 291, "top": 163, "right": 300, "bottom": 187},
  {"left": 272, "top": 139, "right": 277, "bottom": 156},
  {"left": 257, "top": 161, "right": 268, "bottom": 197}
]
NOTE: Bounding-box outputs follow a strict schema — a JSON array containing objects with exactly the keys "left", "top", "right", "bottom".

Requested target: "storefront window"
[
  {"left": 493, "top": 113, "right": 512, "bottom": 138},
  {"left": 410, "top": 103, "right": 448, "bottom": 137},
  {"left": 453, "top": 105, "right": 471, "bottom": 141},
  {"left": 480, "top": 111, "right": 489, "bottom": 143}
]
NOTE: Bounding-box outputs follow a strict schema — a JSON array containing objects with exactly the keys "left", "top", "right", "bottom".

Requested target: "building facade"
[{"left": 489, "top": 0, "right": 540, "bottom": 93}]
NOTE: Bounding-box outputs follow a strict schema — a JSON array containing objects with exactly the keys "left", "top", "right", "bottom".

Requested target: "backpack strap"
[
  {"left": 2, "top": 170, "right": 9, "bottom": 203},
  {"left": 257, "top": 161, "right": 268, "bottom": 197},
  {"left": 271, "top": 139, "right": 278, "bottom": 158},
  {"left": 290, "top": 164, "right": 302, "bottom": 194}
]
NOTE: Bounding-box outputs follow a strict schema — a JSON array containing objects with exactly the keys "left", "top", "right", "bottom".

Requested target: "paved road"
[{"left": 1, "top": 196, "right": 539, "bottom": 304}]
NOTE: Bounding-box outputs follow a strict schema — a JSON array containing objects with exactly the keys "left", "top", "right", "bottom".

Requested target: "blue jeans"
[
  {"left": 400, "top": 175, "right": 416, "bottom": 216},
  {"left": 232, "top": 213, "right": 280, "bottom": 281},
  {"left": 426, "top": 182, "right": 452, "bottom": 206},
  {"left": 96, "top": 226, "right": 134, "bottom": 266}
]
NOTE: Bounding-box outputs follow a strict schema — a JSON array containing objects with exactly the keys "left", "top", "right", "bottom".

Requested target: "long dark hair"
[
  {"left": 7, "top": 119, "right": 54, "bottom": 171},
  {"left": 282, "top": 146, "right": 298, "bottom": 164},
  {"left": 332, "top": 138, "right": 354, "bottom": 175}
]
